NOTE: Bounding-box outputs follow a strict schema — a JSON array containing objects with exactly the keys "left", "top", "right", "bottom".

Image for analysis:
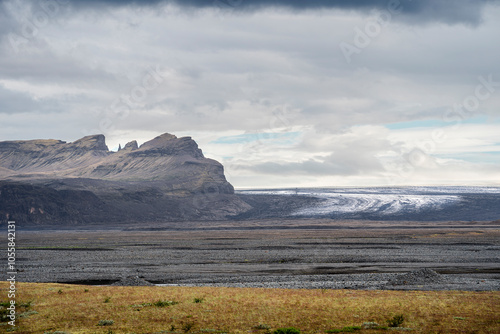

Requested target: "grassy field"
[{"left": 1, "top": 282, "right": 499, "bottom": 334}]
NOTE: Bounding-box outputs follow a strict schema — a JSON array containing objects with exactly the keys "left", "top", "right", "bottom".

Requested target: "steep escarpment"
[
  {"left": 0, "top": 133, "right": 250, "bottom": 226},
  {"left": 0, "top": 135, "right": 109, "bottom": 179}
]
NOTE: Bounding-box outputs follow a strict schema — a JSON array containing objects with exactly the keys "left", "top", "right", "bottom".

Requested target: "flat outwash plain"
[
  {"left": 1, "top": 135, "right": 499, "bottom": 292},
  {"left": 17, "top": 218, "right": 500, "bottom": 291}
]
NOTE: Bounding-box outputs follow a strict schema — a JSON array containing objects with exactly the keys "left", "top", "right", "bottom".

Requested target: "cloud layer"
[
  {"left": 0, "top": 0, "right": 499, "bottom": 188},
  {"left": 52, "top": 0, "right": 500, "bottom": 25}
]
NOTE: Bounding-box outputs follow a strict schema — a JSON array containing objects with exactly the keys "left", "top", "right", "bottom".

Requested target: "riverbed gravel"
[{"left": 13, "top": 219, "right": 500, "bottom": 291}]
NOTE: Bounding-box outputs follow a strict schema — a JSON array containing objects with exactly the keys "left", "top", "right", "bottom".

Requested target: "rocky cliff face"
[{"left": 0, "top": 133, "right": 250, "bottom": 226}]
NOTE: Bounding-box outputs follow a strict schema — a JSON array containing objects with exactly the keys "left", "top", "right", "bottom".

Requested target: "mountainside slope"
[{"left": 0, "top": 133, "right": 250, "bottom": 226}]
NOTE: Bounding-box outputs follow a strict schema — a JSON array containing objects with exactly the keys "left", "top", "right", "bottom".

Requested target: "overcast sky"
[{"left": 1, "top": 0, "right": 499, "bottom": 188}]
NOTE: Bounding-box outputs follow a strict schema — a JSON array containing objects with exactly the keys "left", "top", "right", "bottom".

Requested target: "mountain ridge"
[{"left": 0, "top": 133, "right": 250, "bottom": 225}]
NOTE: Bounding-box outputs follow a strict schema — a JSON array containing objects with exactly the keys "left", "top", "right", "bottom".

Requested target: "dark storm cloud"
[
  {"left": 0, "top": 0, "right": 497, "bottom": 30},
  {"left": 56, "top": 0, "right": 499, "bottom": 24}
]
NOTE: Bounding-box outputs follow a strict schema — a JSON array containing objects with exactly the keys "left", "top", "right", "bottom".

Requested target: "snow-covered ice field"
[{"left": 237, "top": 187, "right": 500, "bottom": 220}]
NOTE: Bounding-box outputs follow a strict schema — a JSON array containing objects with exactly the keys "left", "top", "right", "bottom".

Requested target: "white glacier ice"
[{"left": 237, "top": 186, "right": 500, "bottom": 217}]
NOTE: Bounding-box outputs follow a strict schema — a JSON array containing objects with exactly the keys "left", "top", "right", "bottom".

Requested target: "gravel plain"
[{"left": 11, "top": 219, "right": 500, "bottom": 291}]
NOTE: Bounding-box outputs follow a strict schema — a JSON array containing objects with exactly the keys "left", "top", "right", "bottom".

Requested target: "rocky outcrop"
[
  {"left": 0, "top": 133, "right": 232, "bottom": 192},
  {"left": 122, "top": 140, "right": 138, "bottom": 151},
  {"left": 0, "top": 133, "right": 251, "bottom": 226},
  {"left": 0, "top": 135, "right": 109, "bottom": 178}
]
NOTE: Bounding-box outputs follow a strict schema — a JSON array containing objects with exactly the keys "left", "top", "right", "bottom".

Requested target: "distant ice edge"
[{"left": 237, "top": 186, "right": 500, "bottom": 217}]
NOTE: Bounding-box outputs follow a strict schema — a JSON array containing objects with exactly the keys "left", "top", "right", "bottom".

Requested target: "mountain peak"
[
  {"left": 138, "top": 133, "right": 204, "bottom": 158},
  {"left": 0, "top": 132, "right": 215, "bottom": 181},
  {"left": 123, "top": 140, "right": 138, "bottom": 151},
  {"left": 71, "top": 134, "right": 108, "bottom": 151},
  {"left": 139, "top": 133, "right": 177, "bottom": 149}
]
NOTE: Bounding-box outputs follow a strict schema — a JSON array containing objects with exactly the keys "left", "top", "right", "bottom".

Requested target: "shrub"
[
  {"left": 0, "top": 308, "right": 10, "bottom": 322},
  {"left": 362, "top": 322, "right": 379, "bottom": 329},
  {"left": 193, "top": 297, "right": 205, "bottom": 303},
  {"left": 387, "top": 314, "right": 405, "bottom": 327},
  {"left": 273, "top": 327, "right": 301, "bottom": 334},
  {"left": 19, "top": 310, "right": 39, "bottom": 318},
  {"left": 98, "top": 319, "right": 114, "bottom": 326},
  {"left": 254, "top": 324, "right": 271, "bottom": 330},
  {"left": 154, "top": 300, "right": 179, "bottom": 307},
  {"left": 1, "top": 300, "right": 34, "bottom": 322},
  {"left": 182, "top": 322, "right": 195, "bottom": 332},
  {"left": 20, "top": 300, "right": 33, "bottom": 308}
]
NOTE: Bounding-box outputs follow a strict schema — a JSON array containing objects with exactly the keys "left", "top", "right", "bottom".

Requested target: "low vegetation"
[
  {"left": 97, "top": 319, "right": 114, "bottom": 326},
  {"left": 0, "top": 282, "right": 498, "bottom": 333},
  {"left": 272, "top": 328, "right": 301, "bottom": 334},
  {"left": 386, "top": 314, "right": 404, "bottom": 328}
]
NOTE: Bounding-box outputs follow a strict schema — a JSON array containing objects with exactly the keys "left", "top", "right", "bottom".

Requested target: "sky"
[{"left": 0, "top": 0, "right": 499, "bottom": 188}]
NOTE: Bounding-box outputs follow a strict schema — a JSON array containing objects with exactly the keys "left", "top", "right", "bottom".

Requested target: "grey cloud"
[
  {"left": 247, "top": 151, "right": 386, "bottom": 176},
  {"left": 2, "top": 0, "right": 498, "bottom": 25},
  {"left": 100, "top": 0, "right": 499, "bottom": 25},
  {"left": 0, "top": 0, "right": 499, "bottom": 187},
  {"left": 245, "top": 130, "right": 390, "bottom": 177},
  {"left": 0, "top": 51, "right": 118, "bottom": 86},
  {"left": 0, "top": 85, "right": 39, "bottom": 114},
  {"left": 0, "top": 84, "right": 94, "bottom": 116}
]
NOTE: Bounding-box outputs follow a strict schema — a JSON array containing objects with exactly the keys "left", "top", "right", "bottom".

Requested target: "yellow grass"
[{"left": 1, "top": 282, "right": 499, "bottom": 334}]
